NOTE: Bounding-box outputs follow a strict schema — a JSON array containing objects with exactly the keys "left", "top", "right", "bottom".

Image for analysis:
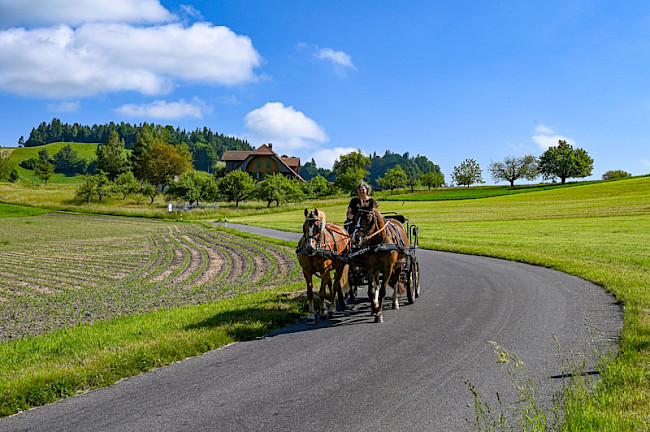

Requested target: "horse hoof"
[
  {"left": 375, "top": 315, "right": 384, "bottom": 323},
  {"left": 392, "top": 302, "right": 399, "bottom": 310},
  {"left": 328, "top": 311, "right": 334, "bottom": 319}
]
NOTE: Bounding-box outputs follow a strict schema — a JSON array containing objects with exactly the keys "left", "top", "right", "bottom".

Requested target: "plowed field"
[{"left": 0, "top": 213, "right": 300, "bottom": 340}]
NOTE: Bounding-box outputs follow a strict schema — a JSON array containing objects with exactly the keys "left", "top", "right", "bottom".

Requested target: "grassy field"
[
  {"left": 0, "top": 209, "right": 304, "bottom": 416},
  {"left": 231, "top": 176, "right": 650, "bottom": 430},
  {"left": 7, "top": 142, "right": 101, "bottom": 184}
]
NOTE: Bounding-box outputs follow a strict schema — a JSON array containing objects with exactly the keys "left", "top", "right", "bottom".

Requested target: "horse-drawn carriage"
[{"left": 296, "top": 206, "right": 420, "bottom": 323}]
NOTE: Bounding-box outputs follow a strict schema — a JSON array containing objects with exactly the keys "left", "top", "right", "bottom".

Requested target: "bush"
[{"left": 602, "top": 170, "right": 631, "bottom": 180}]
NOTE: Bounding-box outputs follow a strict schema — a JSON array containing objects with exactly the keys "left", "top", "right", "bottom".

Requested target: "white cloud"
[
  {"left": 0, "top": 0, "right": 175, "bottom": 28},
  {"left": 531, "top": 124, "right": 575, "bottom": 149},
  {"left": 0, "top": 22, "right": 261, "bottom": 98},
  {"left": 315, "top": 48, "right": 356, "bottom": 69},
  {"left": 532, "top": 134, "right": 575, "bottom": 149},
  {"left": 312, "top": 147, "right": 358, "bottom": 170},
  {"left": 115, "top": 98, "right": 210, "bottom": 119},
  {"left": 179, "top": 5, "right": 203, "bottom": 21},
  {"left": 47, "top": 100, "right": 80, "bottom": 112},
  {"left": 534, "top": 124, "right": 555, "bottom": 134},
  {"left": 244, "top": 102, "right": 327, "bottom": 151}
]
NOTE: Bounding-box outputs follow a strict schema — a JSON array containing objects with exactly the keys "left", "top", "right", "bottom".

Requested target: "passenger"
[{"left": 345, "top": 180, "right": 378, "bottom": 234}]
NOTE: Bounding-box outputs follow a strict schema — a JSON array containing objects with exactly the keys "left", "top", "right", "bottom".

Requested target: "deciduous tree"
[
  {"left": 34, "top": 161, "right": 55, "bottom": 185},
  {"left": 333, "top": 150, "right": 370, "bottom": 191},
  {"left": 488, "top": 155, "right": 538, "bottom": 187},
  {"left": 218, "top": 170, "right": 257, "bottom": 208},
  {"left": 538, "top": 140, "right": 593, "bottom": 184},
  {"left": 419, "top": 171, "right": 445, "bottom": 190},
  {"left": 113, "top": 172, "right": 140, "bottom": 200},
  {"left": 602, "top": 170, "right": 631, "bottom": 180},
  {"left": 451, "top": 158, "right": 484, "bottom": 187},
  {"left": 0, "top": 145, "right": 14, "bottom": 180},
  {"left": 377, "top": 164, "right": 408, "bottom": 194}
]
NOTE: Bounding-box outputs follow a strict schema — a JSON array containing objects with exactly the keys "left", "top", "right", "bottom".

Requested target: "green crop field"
[{"left": 232, "top": 176, "right": 650, "bottom": 430}]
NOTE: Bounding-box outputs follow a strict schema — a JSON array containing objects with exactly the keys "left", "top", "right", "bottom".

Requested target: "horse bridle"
[
  {"left": 354, "top": 208, "right": 378, "bottom": 244},
  {"left": 304, "top": 216, "right": 323, "bottom": 251}
]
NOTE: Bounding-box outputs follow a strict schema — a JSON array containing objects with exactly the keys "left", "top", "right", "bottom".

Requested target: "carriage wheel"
[
  {"left": 413, "top": 258, "right": 420, "bottom": 298},
  {"left": 406, "top": 258, "right": 418, "bottom": 304}
]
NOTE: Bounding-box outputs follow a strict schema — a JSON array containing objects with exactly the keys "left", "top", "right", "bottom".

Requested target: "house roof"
[
  {"left": 282, "top": 157, "right": 300, "bottom": 168},
  {"left": 221, "top": 144, "right": 304, "bottom": 181},
  {"left": 221, "top": 151, "right": 251, "bottom": 161}
]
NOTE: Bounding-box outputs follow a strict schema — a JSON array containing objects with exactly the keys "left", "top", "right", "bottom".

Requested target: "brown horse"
[
  {"left": 353, "top": 205, "right": 409, "bottom": 323},
  {"left": 297, "top": 209, "right": 351, "bottom": 324}
]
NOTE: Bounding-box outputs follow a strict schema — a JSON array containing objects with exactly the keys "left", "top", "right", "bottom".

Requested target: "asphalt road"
[{"left": 0, "top": 224, "right": 622, "bottom": 432}]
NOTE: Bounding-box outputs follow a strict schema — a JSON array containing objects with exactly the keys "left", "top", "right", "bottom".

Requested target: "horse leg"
[
  {"left": 304, "top": 269, "right": 316, "bottom": 324},
  {"left": 334, "top": 263, "right": 348, "bottom": 312},
  {"left": 369, "top": 268, "right": 380, "bottom": 316},
  {"left": 319, "top": 271, "right": 332, "bottom": 320},
  {"left": 377, "top": 259, "right": 395, "bottom": 323}
]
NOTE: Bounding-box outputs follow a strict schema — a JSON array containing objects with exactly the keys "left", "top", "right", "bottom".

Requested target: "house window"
[
  {"left": 266, "top": 161, "right": 271, "bottom": 168},
  {"left": 256, "top": 161, "right": 261, "bottom": 168}
]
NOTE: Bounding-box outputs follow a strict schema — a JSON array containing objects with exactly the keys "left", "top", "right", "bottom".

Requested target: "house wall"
[{"left": 245, "top": 156, "right": 279, "bottom": 180}]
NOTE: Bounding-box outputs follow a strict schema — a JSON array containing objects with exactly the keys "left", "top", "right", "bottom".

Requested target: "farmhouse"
[{"left": 221, "top": 143, "right": 304, "bottom": 181}]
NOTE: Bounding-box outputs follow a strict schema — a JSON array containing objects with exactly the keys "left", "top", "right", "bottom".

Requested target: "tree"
[
  {"left": 538, "top": 140, "right": 593, "bottom": 184},
  {"left": 53, "top": 144, "right": 85, "bottom": 175},
  {"left": 94, "top": 171, "right": 112, "bottom": 202},
  {"left": 306, "top": 175, "right": 332, "bottom": 198},
  {"left": 38, "top": 148, "right": 50, "bottom": 165},
  {"left": 76, "top": 175, "right": 97, "bottom": 204},
  {"left": 451, "top": 158, "right": 484, "bottom": 187},
  {"left": 140, "top": 182, "right": 158, "bottom": 204},
  {"left": 299, "top": 158, "right": 332, "bottom": 181},
  {"left": 167, "top": 170, "right": 218, "bottom": 206},
  {"left": 34, "top": 161, "right": 55, "bottom": 185},
  {"left": 333, "top": 150, "right": 370, "bottom": 191},
  {"left": 602, "top": 170, "right": 631, "bottom": 180},
  {"left": 488, "top": 155, "right": 538, "bottom": 187},
  {"left": 0, "top": 146, "right": 14, "bottom": 180},
  {"left": 419, "top": 171, "right": 445, "bottom": 190},
  {"left": 257, "top": 173, "right": 289, "bottom": 207},
  {"left": 218, "top": 170, "right": 257, "bottom": 207},
  {"left": 139, "top": 142, "right": 193, "bottom": 190},
  {"left": 377, "top": 164, "right": 408, "bottom": 194},
  {"left": 113, "top": 171, "right": 140, "bottom": 200},
  {"left": 406, "top": 175, "right": 419, "bottom": 194},
  {"left": 97, "top": 131, "right": 129, "bottom": 180}
]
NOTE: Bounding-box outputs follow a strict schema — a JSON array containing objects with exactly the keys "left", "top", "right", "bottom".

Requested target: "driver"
[{"left": 345, "top": 180, "right": 378, "bottom": 234}]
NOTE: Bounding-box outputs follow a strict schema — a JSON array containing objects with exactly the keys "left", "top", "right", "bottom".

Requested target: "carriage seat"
[{"left": 383, "top": 214, "right": 406, "bottom": 224}]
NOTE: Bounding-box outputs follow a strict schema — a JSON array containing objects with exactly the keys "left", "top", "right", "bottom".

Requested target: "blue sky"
[{"left": 1, "top": 0, "right": 650, "bottom": 182}]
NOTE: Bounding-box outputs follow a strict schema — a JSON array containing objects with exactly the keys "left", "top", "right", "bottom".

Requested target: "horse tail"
[{"left": 339, "top": 264, "right": 350, "bottom": 294}]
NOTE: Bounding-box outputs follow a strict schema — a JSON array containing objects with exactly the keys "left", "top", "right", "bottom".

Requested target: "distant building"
[{"left": 221, "top": 143, "right": 304, "bottom": 181}]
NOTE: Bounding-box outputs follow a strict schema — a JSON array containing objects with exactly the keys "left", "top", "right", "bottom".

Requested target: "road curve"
[{"left": 0, "top": 224, "right": 622, "bottom": 432}]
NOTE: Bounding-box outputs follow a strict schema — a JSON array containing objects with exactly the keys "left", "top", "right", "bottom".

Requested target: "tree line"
[
  {"left": 450, "top": 140, "right": 609, "bottom": 187},
  {"left": 21, "top": 118, "right": 253, "bottom": 172},
  {"left": 300, "top": 150, "right": 444, "bottom": 192}
]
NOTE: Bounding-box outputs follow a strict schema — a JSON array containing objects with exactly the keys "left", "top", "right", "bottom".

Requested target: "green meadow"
[
  {"left": 6, "top": 142, "right": 130, "bottom": 184},
  {"left": 233, "top": 176, "right": 650, "bottom": 430}
]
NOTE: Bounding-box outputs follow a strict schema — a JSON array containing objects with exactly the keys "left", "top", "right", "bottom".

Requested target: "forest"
[{"left": 22, "top": 118, "right": 253, "bottom": 172}]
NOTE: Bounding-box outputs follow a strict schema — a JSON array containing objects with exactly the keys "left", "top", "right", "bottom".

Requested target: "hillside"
[{"left": 9, "top": 142, "right": 106, "bottom": 184}]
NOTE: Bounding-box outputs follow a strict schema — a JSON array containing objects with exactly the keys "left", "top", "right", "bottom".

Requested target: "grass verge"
[{"left": 0, "top": 283, "right": 306, "bottom": 417}]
